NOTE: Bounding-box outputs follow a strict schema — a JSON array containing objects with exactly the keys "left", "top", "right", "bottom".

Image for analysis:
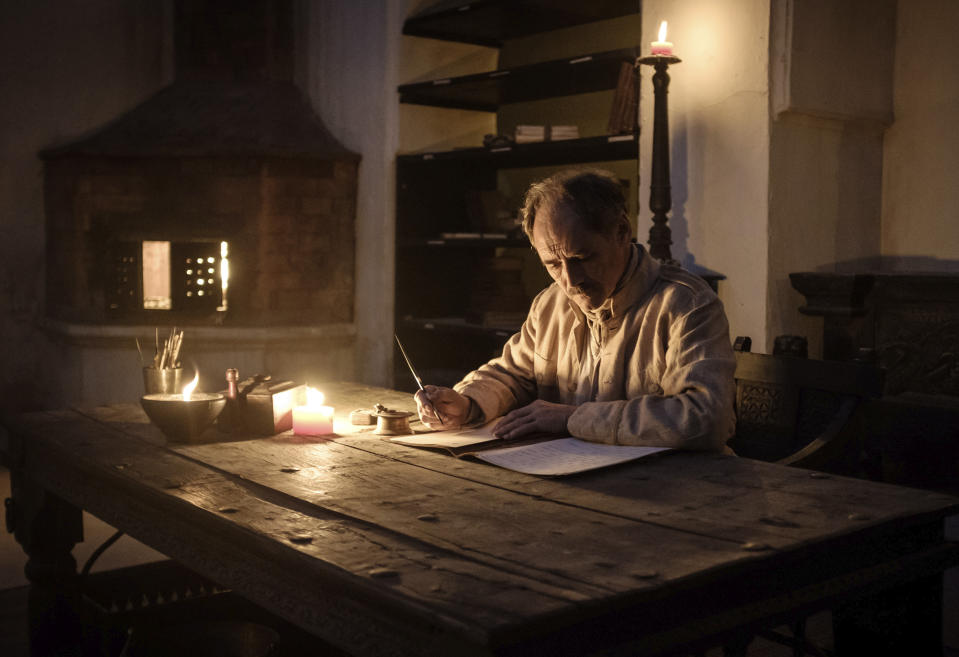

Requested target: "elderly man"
[{"left": 415, "top": 169, "right": 735, "bottom": 451}]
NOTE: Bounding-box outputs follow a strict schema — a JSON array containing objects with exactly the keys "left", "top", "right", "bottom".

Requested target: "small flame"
[
  {"left": 658, "top": 20, "right": 668, "bottom": 42},
  {"left": 182, "top": 372, "right": 199, "bottom": 401},
  {"left": 306, "top": 386, "right": 324, "bottom": 407}
]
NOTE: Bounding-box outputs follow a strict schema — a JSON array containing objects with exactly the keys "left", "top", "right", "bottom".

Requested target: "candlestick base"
[{"left": 636, "top": 54, "right": 682, "bottom": 66}]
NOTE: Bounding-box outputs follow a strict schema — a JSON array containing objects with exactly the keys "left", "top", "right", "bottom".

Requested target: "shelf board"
[
  {"left": 403, "top": 0, "right": 640, "bottom": 47},
  {"left": 399, "top": 316, "right": 521, "bottom": 339},
  {"left": 397, "top": 133, "right": 637, "bottom": 169},
  {"left": 398, "top": 235, "right": 529, "bottom": 248},
  {"left": 399, "top": 48, "right": 638, "bottom": 111}
]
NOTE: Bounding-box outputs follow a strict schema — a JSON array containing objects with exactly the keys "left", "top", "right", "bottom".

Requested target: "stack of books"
[
  {"left": 514, "top": 125, "right": 581, "bottom": 143},
  {"left": 514, "top": 125, "right": 546, "bottom": 143}
]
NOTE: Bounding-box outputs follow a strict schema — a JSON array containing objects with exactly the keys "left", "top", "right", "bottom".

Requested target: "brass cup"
[{"left": 143, "top": 367, "right": 182, "bottom": 395}]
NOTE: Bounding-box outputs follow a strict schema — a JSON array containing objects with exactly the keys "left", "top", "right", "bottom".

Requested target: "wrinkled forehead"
[{"left": 532, "top": 201, "right": 592, "bottom": 256}]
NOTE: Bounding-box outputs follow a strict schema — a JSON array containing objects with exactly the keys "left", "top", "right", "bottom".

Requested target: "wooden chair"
[
  {"left": 728, "top": 336, "right": 885, "bottom": 474},
  {"left": 724, "top": 336, "right": 885, "bottom": 657}
]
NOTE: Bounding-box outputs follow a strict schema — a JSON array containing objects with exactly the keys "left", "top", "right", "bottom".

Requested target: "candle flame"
[
  {"left": 306, "top": 386, "right": 324, "bottom": 407},
  {"left": 182, "top": 372, "right": 199, "bottom": 401},
  {"left": 658, "top": 21, "right": 668, "bottom": 42}
]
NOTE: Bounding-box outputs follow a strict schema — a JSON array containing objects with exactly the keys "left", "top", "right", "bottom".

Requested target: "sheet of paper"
[
  {"left": 390, "top": 419, "right": 501, "bottom": 450},
  {"left": 475, "top": 438, "right": 671, "bottom": 476}
]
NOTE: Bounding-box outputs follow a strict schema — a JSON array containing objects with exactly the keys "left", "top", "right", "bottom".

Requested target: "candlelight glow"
[
  {"left": 218, "top": 240, "right": 229, "bottom": 312},
  {"left": 293, "top": 386, "right": 334, "bottom": 435},
  {"left": 182, "top": 372, "right": 199, "bottom": 401},
  {"left": 658, "top": 20, "right": 668, "bottom": 42},
  {"left": 306, "top": 386, "right": 324, "bottom": 407}
]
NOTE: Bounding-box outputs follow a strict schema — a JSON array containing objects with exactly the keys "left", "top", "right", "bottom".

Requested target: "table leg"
[
  {"left": 9, "top": 471, "right": 84, "bottom": 657},
  {"left": 833, "top": 574, "right": 943, "bottom": 656}
]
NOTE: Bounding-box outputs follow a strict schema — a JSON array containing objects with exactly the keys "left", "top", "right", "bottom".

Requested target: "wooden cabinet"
[{"left": 395, "top": 0, "right": 641, "bottom": 389}]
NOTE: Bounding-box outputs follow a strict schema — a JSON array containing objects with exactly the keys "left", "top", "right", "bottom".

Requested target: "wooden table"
[{"left": 3, "top": 382, "right": 958, "bottom": 656}]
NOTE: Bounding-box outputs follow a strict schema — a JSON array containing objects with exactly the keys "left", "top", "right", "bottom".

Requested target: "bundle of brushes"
[{"left": 137, "top": 328, "right": 184, "bottom": 370}]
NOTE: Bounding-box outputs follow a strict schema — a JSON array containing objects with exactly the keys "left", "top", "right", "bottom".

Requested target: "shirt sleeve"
[
  {"left": 453, "top": 297, "right": 545, "bottom": 423},
  {"left": 566, "top": 296, "right": 737, "bottom": 451}
]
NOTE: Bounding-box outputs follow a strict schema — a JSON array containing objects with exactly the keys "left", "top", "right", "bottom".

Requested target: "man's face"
[{"left": 531, "top": 202, "right": 631, "bottom": 313}]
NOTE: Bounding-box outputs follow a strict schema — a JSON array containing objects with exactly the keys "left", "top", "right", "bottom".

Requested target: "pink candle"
[
  {"left": 292, "top": 388, "right": 334, "bottom": 435},
  {"left": 651, "top": 21, "right": 674, "bottom": 55}
]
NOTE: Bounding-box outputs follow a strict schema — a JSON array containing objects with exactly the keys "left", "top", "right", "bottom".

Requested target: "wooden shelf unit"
[{"left": 395, "top": 1, "right": 641, "bottom": 389}]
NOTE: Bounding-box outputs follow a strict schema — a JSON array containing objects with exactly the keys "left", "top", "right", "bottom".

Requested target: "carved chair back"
[{"left": 728, "top": 338, "right": 885, "bottom": 471}]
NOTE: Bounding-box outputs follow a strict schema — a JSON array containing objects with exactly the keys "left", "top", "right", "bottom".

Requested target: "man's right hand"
[{"left": 414, "top": 385, "right": 471, "bottom": 429}]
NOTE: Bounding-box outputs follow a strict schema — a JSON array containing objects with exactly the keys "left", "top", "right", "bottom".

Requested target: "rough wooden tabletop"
[{"left": 6, "top": 382, "right": 959, "bottom": 657}]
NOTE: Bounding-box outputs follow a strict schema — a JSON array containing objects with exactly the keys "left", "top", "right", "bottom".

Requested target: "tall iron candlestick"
[{"left": 637, "top": 54, "right": 681, "bottom": 261}]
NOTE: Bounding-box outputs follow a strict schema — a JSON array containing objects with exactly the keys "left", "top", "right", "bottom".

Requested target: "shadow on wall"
[{"left": 665, "top": 123, "right": 688, "bottom": 263}]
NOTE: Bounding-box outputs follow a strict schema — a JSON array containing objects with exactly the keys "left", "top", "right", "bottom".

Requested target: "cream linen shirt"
[{"left": 454, "top": 244, "right": 736, "bottom": 451}]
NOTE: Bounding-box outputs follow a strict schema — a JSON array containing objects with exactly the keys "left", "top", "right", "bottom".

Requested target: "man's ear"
[{"left": 616, "top": 215, "right": 631, "bottom": 243}]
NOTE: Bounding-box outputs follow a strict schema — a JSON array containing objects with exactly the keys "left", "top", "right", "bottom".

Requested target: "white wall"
[
  {"left": 767, "top": 0, "right": 894, "bottom": 355},
  {"left": 639, "top": 0, "right": 772, "bottom": 352},
  {"left": 881, "top": 0, "right": 959, "bottom": 270},
  {"left": 303, "top": 1, "right": 406, "bottom": 387}
]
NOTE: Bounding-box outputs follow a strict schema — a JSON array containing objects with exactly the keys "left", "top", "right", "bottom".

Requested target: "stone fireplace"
[{"left": 39, "top": 0, "right": 360, "bottom": 406}]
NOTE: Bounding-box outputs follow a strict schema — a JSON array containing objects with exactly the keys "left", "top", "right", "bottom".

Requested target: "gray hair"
[{"left": 520, "top": 169, "right": 628, "bottom": 240}]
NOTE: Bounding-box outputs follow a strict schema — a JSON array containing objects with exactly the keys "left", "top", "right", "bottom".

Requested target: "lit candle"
[
  {"left": 651, "top": 20, "right": 673, "bottom": 55},
  {"left": 292, "top": 387, "right": 334, "bottom": 435}
]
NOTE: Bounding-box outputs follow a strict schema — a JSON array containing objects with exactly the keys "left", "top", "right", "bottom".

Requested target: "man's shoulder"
[{"left": 653, "top": 262, "right": 720, "bottom": 306}]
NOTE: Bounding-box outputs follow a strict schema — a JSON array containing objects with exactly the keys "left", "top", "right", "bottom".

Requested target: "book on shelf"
[
  {"left": 514, "top": 124, "right": 581, "bottom": 143},
  {"left": 607, "top": 60, "right": 638, "bottom": 134},
  {"left": 515, "top": 124, "right": 546, "bottom": 143},
  {"left": 391, "top": 418, "right": 671, "bottom": 476},
  {"left": 549, "top": 125, "right": 580, "bottom": 141}
]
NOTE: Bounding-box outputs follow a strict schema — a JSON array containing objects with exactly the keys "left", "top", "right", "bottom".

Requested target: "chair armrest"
[{"left": 778, "top": 396, "right": 860, "bottom": 469}]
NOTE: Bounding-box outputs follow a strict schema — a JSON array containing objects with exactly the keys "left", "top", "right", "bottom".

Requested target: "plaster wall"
[
  {"left": 639, "top": 0, "right": 772, "bottom": 352},
  {"left": 305, "top": 0, "right": 412, "bottom": 387},
  {"left": 767, "top": 0, "right": 894, "bottom": 356},
  {"left": 881, "top": 0, "right": 959, "bottom": 270}
]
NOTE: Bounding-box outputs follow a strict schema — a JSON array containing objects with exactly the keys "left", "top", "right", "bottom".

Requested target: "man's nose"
[{"left": 561, "top": 260, "right": 585, "bottom": 287}]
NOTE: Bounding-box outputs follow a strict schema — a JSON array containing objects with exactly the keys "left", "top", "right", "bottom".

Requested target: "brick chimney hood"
[
  {"left": 41, "top": 0, "right": 360, "bottom": 327},
  {"left": 42, "top": 78, "right": 358, "bottom": 160}
]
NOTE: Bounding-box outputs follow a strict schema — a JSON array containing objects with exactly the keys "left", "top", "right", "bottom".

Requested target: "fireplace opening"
[{"left": 108, "top": 239, "right": 230, "bottom": 315}]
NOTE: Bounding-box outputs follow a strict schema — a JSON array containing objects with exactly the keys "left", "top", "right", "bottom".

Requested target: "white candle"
[
  {"left": 292, "top": 387, "right": 335, "bottom": 435},
  {"left": 651, "top": 20, "right": 674, "bottom": 55}
]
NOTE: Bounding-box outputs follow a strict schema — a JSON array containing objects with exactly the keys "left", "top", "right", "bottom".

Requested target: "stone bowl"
[{"left": 141, "top": 392, "right": 226, "bottom": 443}]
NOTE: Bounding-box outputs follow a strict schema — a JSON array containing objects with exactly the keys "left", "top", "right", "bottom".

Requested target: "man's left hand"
[{"left": 493, "top": 400, "right": 576, "bottom": 440}]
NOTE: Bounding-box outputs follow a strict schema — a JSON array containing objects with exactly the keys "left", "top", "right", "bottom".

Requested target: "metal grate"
[{"left": 172, "top": 242, "right": 222, "bottom": 312}]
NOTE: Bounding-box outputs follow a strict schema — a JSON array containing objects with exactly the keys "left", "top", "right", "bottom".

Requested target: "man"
[{"left": 415, "top": 169, "right": 736, "bottom": 451}]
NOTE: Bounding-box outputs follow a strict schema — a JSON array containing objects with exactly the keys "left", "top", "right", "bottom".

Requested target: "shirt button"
[{"left": 567, "top": 381, "right": 578, "bottom": 392}]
